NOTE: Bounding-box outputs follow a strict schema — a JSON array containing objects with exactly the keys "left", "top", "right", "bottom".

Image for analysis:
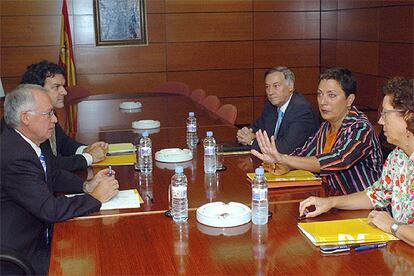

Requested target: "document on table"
[
  {"left": 108, "top": 143, "right": 136, "bottom": 154},
  {"left": 92, "top": 154, "right": 136, "bottom": 166}
]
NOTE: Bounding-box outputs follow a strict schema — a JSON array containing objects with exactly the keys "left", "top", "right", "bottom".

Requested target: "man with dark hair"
[
  {"left": 237, "top": 66, "right": 319, "bottom": 153},
  {"left": 1, "top": 84, "right": 119, "bottom": 274},
  {"left": 21, "top": 60, "right": 107, "bottom": 171}
]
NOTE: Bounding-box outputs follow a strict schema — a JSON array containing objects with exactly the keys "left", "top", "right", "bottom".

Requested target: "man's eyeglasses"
[
  {"left": 27, "top": 109, "right": 56, "bottom": 118},
  {"left": 379, "top": 109, "right": 405, "bottom": 119}
]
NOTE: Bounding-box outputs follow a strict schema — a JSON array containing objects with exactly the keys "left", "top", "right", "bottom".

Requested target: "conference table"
[{"left": 48, "top": 93, "right": 414, "bottom": 275}]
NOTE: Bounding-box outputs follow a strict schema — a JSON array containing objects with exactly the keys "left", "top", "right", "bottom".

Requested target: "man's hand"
[
  {"left": 368, "top": 210, "right": 394, "bottom": 233},
  {"left": 250, "top": 130, "right": 283, "bottom": 164},
  {"left": 90, "top": 175, "right": 119, "bottom": 203},
  {"left": 236, "top": 127, "right": 255, "bottom": 145},
  {"left": 299, "top": 196, "right": 334, "bottom": 218},
  {"left": 84, "top": 141, "right": 108, "bottom": 163},
  {"left": 85, "top": 168, "right": 115, "bottom": 192}
]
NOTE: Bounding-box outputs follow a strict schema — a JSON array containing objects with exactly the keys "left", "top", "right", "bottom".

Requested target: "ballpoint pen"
[
  {"left": 354, "top": 242, "right": 387, "bottom": 252},
  {"left": 108, "top": 165, "right": 112, "bottom": 176}
]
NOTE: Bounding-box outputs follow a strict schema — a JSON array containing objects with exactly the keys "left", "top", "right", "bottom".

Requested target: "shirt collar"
[
  {"left": 14, "top": 129, "right": 42, "bottom": 157},
  {"left": 279, "top": 93, "right": 293, "bottom": 113}
]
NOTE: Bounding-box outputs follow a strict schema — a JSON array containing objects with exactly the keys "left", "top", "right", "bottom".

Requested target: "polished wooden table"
[{"left": 49, "top": 93, "right": 413, "bottom": 274}]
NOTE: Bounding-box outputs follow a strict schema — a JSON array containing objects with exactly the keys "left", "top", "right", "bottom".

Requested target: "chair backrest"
[
  {"left": 190, "top": 89, "right": 206, "bottom": 103},
  {"left": 152, "top": 82, "right": 191, "bottom": 96},
  {"left": 216, "top": 104, "right": 237, "bottom": 125},
  {"left": 201, "top": 95, "right": 220, "bottom": 112},
  {"left": 0, "top": 249, "right": 35, "bottom": 275}
]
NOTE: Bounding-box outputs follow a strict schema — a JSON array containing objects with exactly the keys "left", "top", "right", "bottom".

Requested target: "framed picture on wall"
[{"left": 93, "top": 0, "right": 147, "bottom": 46}]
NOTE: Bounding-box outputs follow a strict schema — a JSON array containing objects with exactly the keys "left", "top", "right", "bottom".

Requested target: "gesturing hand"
[
  {"left": 299, "top": 196, "right": 334, "bottom": 218},
  {"left": 250, "top": 130, "right": 283, "bottom": 164}
]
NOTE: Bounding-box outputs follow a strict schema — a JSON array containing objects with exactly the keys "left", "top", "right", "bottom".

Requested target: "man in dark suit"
[
  {"left": 237, "top": 66, "right": 319, "bottom": 153},
  {"left": 21, "top": 60, "right": 107, "bottom": 171},
  {"left": 1, "top": 84, "right": 119, "bottom": 274}
]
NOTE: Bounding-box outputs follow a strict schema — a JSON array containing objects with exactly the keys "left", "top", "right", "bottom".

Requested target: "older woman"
[
  {"left": 252, "top": 68, "right": 383, "bottom": 194},
  {"left": 299, "top": 77, "right": 414, "bottom": 247}
]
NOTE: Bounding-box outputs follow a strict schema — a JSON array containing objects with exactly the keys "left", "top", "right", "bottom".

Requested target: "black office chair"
[{"left": 0, "top": 249, "right": 35, "bottom": 275}]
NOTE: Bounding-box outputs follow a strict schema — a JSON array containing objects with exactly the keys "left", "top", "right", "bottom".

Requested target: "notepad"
[
  {"left": 108, "top": 143, "right": 135, "bottom": 154},
  {"left": 246, "top": 170, "right": 321, "bottom": 188},
  {"left": 298, "top": 218, "right": 399, "bottom": 246},
  {"left": 93, "top": 153, "right": 136, "bottom": 166},
  {"left": 100, "top": 189, "right": 143, "bottom": 210}
]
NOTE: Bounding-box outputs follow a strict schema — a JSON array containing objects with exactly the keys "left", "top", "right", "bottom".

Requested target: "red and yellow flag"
[{"left": 59, "top": 0, "right": 76, "bottom": 86}]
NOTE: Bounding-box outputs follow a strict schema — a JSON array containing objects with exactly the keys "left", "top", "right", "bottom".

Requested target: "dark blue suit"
[{"left": 250, "top": 91, "right": 319, "bottom": 154}]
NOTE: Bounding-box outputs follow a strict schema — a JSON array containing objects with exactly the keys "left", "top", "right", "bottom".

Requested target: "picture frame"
[{"left": 93, "top": 0, "right": 147, "bottom": 46}]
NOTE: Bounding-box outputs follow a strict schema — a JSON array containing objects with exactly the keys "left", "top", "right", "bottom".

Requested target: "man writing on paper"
[
  {"left": 1, "top": 84, "right": 119, "bottom": 274},
  {"left": 237, "top": 66, "right": 319, "bottom": 153},
  {"left": 21, "top": 60, "right": 107, "bottom": 171}
]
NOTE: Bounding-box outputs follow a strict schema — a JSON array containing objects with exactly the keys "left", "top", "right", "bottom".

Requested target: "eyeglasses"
[
  {"left": 27, "top": 109, "right": 56, "bottom": 118},
  {"left": 379, "top": 109, "right": 405, "bottom": 119}
]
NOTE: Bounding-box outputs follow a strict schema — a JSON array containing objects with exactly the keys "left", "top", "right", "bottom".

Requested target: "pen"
[
  {"left": 354, "top": 242, "right": 386, "bottom": 252},
  {"left": 298, "top": 208, "right": 309, "bottom": 220},
  {"left": 108, "top": 165, "right": 112, "bottom": 176}
]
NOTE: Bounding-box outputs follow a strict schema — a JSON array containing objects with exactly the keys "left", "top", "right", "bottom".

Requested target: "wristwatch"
[{"left": 390, "top": 222, "right": 402, "bottom": 236}]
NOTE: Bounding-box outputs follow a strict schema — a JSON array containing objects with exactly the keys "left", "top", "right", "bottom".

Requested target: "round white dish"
[
  {"left": 196, "top": 221, "right": 251, "bottom": 236},
  {"left": 155, "top": 148, "right": 193, "bottom": 163},
  {"left": 155, "top": 160, "right": 193, "bottom": 170},
  {"left": 119, "top": 101, "right": 142, "bottom": 110},
  {"left": 132, "top": 120, "right": 160, "bottom": 129},
  {"left": 196, "top": 202, "right": 251, "bottom": 228}
]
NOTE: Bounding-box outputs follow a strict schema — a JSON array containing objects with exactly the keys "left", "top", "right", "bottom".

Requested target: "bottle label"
[
  {"left": 204, "top": 145, "right": 215, "bottom": 156},
  {"left": 140, "top": 146, "right": 152, "bottom": 156},
  {"left": 187, "top": 124, "right": 196, "bottom": 132},
  {"left": 172, "top": 185, "right": 187, "bottom": 199},
  {"left": 252, "top": 188, "right": 267, "bottom": 201}
]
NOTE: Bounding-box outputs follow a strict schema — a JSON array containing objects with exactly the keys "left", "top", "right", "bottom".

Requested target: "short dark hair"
[
  {"left": 319, "top": 67, "right": 356, "bottom": 97},
  {"left": 264, "top": 66, "right": 295, "bottom": 84},
  {"left": 21, "top": 60, "right": 66, "bottom": 87},
  {"left": 382, "top": 77, "right": 414, "bottom": 134}
]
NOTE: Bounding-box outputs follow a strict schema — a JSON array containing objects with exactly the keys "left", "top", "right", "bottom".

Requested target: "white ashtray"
[
  {"left": 155, "top": 160, "right": 193, "bottom": 170},
  {"left": 119, "top": 101, "right": 142, "bottom": 110},
  {"left": 132, "top": 120, "right": 160, "bottom": 129},
  {"left": 196, "top": 202, "right": 251, "bottom": 228},
  {"left": 197, "top": 222, "right": 251, "bottom": 236},
  {"left": 132, "top": 128, "right": 160, "bottom": 135},
  {"left": 155, "top": 148, "right": 193, "bottom": 163}
]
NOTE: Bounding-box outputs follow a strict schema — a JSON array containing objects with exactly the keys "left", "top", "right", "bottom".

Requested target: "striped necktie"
[
  {"left": 39, "top": 152, "right": 47, "bottom": 177},
  {"left": 274, "top": 109, "right": 284, "bottom": 137}
]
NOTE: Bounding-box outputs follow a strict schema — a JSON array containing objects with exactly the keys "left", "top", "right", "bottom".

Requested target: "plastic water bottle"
[
  {"left": 171, "top": 166, "right": 188, "bottom": 222},
  {"left": 251, "top": 167, "right": 268, "bottom": 225},
  {"left": 186, "top": 112, "right": 198, "bottom": 148},
  {"left": 203, "top": 131, "right": 217, "bottom": 173},
  {"left": 138, "top": 131, "right": 152, "bottom": 173}
]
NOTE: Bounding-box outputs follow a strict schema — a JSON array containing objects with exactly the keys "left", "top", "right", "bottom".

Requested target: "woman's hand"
[
  {"left": 299, "top": 196, "right": 335, "bottom": 218},
  {"left": 250, "top": 130, "right": 283, "bottom": 164},
  {"left": 368, "top": 210, "right": 395, "bottom": 233}
]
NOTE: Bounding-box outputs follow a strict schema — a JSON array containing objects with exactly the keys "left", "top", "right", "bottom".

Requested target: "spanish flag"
[{"left": 59, "top": 0, "right": 76, "bottom": 86}]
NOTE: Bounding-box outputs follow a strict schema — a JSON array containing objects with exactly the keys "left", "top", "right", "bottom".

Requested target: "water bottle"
[
  {"left": 138, "top": 131, "right": 152, "bottom": 173},
  {"left": 171, "top": 166, "right": 188, "bottom": 222},
  {"left": 251, "top": 167, "right": 268, "bottom": 225},
  {"left": 186, "top": 112, "right": 198, "bottom": 148},
  {"left": 203, "top": 131, "right": 217, "bottom": 173}
]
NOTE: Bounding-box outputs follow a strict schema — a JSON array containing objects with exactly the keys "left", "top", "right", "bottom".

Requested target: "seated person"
[
  {"left": 299, "top": 77, "right": 414, "bottom": 247},
  {"left": 21, "top": 60, "right": 107, "bottom": 171},
  {"left": 237, "top": 66, "right": 319, "bottom": 153},
  {"left": 252, "top": 67, "right": 383, "bottom": 194},
  {"left": 1, "top": 84, "right": 119, "bottom": 274}
]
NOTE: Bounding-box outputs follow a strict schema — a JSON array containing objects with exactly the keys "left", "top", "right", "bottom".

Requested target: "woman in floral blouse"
[{"left": 299, "top": 77, "right": 414, "bottom": 247}]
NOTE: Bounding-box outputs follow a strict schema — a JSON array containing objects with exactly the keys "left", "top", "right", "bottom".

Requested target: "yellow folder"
[
  {"left": 92, "top": 153, "right": 136, "bottom": 166},
  {"left": 108, "top": 143, "right": 135, "bottom": 154},
  {"left": 247, "top": 170, "right": 321, "bottom": 188},
  {"left": 298, "top": 218, "right": 399, "bottom": 246}
]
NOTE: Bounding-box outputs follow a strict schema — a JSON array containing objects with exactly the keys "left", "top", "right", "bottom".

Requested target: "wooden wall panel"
[
  {"left": 321, "top": 11, "right": 337, "bottom": 39},
  {"left": 253, "top": 96, "right": 266, "bottom": 122},
  {"left": 75, "top": 44, "right": 166, "bottom": 74},
  {"left": 380, "top": 6, "right": 414, "bottom": 43},
  {"left": 321, "top": 0, "right": 338, "bottom": 10},
  {"left": 303, "top": 94, "right": 319, "bottom": 112},
  {"left": 1, "top": 46, "right": 60, "bottom": 77},
  {"left": 166, "top": 13, "right": 252, "bottom": 42},
  {"left": 165, "top": 0, "right": 252, "bottom": 12},
  {"left": 254, "top": 12, "right": 319, "bottom": 40},
  {"left": 379, "top": 43, "right": 414, "bottom": 78},
  {"left": 1, "top": 16, "right": 61, "bottom": 46},
  {"left": 220, "top": 97, "right": 253, "bottom": 125},
  {"left": 167, "top": 42, "right": 253, "bottom": 71},
  {"left": 167, "top": 70, "right": 253, "bottom": 97},
  {"left": 320, "top": 40, "right": 337, "bottom": 67},
  {"left": 336, "top": 41, "right": 379, "bottom": 75},
  {"left": 337, "top": 9, "right": 379, "bottom": 41},
  {"left": 353, "top": 73, "right": 385, "bottom": 110},
  {"left": 254, "top": 41, "right": 319, "bottom": 68},
  {"left": 254, "top": 0, "right": 320, "bottom": 11},
  {"left": 77, "top": 73, "right": 167, "bottom": 94},
  {"left": 1, "top": 77, "right": 21, "bottom": 94},
  {"left": 253, "top": 67, "right": 320, "bottom": 96},
  {"left": 338, "top": 0, "right": 412, "bottom": 9},
  {"left": 0, "top": 0, "right": 62, "bottom": 15},
  {"left": 74, "top": 14, "right": 165, "bottom": 45}
]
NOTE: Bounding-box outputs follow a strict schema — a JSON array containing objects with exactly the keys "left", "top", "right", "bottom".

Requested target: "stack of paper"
[
  {"left": 298, "top": 218, "right": 399, "bottom": 246},
  {"left": 108, "top": 143, "right": 135, "bottom": 154},
  {"left": 247, "top": 170, "right": 321, "bottom": 188}
]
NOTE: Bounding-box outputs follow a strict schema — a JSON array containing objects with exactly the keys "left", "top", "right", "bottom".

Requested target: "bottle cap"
[
  {"left": 175, "top": 166, "right": 183, "bottom": 173},
  {"left": 142, "top": 131, "right": 149, "bottom": 137},
  {"left": 255, "top": 167, "right": 264, "bottom": 175},
  {"left": 206, "top": 131, "right": 213, "bottom": 137},
  {"left": 189, "top": 112, "right": 195, "bottom": 117}
]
